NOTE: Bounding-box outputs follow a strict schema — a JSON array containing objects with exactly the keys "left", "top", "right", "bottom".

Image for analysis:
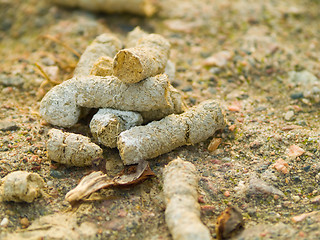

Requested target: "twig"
[{"left": 40, "top": 34, "right": 81, "bottom": 58}]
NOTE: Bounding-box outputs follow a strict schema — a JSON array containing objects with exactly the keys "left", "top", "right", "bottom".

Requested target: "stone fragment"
[
  {"left": 272, "top": 159, "right": 289, "bottom": 174},
  {"left": 288, "top": 70, "right": 320, "bottom": 101},
  {"left": 47, "top": 129, "right": 103, "bottom": 167},
  {"left": 0, "top": 217, "right": 9, "bottom": 227},
  {"left": 90, "top": 108, "right": 143, "bottom": 148},
  {"left": 287, "top": 145, "right": 305, "bottom": 158},
  {"left": 284, "top": 110, "right": 294, "bottom": 121},
  {"left": 118, "top": 100, "right": 225, "bottom": 165},
  {"left": 0, "top": 120, "right": 19, "bottom": 131},
  {"left": 163, "top": 158, "right": 211, "bottom": 240},
  {"left": 203, "top": 51, "right": 232, "bottom": 67},
  {"left": 247, "top": 176, "right": 285, "bottom": 197},
  {"left": 0, "top": 74, "right": 24, "bottom": 87},
  {"left": 0, "top": 171, "right": 45, "bottom": 203},
  {"left": 291, "top": 211, "right": 319, "bottom": 223}
]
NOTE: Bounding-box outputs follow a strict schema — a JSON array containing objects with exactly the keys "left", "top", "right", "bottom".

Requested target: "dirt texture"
[{"left": 0, "top": 0, "right": 320, "bottom": 239}]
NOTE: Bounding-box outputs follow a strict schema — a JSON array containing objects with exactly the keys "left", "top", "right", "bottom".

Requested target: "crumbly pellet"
[
  {"left": 47, "top": 129, "right": 103, "bottom": 167},
  {"left": 140, "top": 85, "right": 187, "bottom": 122},
  {"left": 113, "top": 34, "right": 170, "bottom": 83},
  {"left": 40, "top": 74, "right": 181, "bottom": 127},
  {"left": 50, "top": 0, "right": 156, "bottom": 17},
  {"left": 163, "top": 158, "right": 211, "bottom": 240},
  {"left": 74, "top": 34, "right": 122, "bottom": 77},
  {"left": 126, "top": 27, "right": 176, "bottom": 81},
  {"left": 90, "top": 56, "right": 114, "bottom": 76},
  {"left": 0, "top": 171, "right": 45, "bottom": 203},
  {"left": 39, "top": 80, "right": 80, "bottom": 127},
  {"left": 118, "top": 100, "right": 225, "bottom": 165},
  {"left": 76, "top": 74, "right": 174, "bottom": 111},
  {"left": 90, "top": 108, "right": 143, "bottom": 148}
]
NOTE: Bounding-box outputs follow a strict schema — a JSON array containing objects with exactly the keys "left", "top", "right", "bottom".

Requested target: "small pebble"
[
  {"left": 0, "top": 217, "right": 9, "bottom": 227},
  {"left": 47, "top": 181, "right": 54, "bottom": 187},
  {"left": 228, "top": 105, "right": 241, "bottom": 112},
  {"left": 292, "top": 195, "right": 300, "bottom": 202},
  {"left": 292, "top": 211, "right": 319, "bottom": 223},
  {"left": 284, "top": 110, "right": 294, "bottom": 121},
  {"left": 287, "top": 145, "right": 305, "bottom": 158},
  {"left": 290, "top": 92, "right": 304, "bottom": 99},
  {"left": 247, "top": 176, "right": 285, "bottom": 197},
  {"left": 0, "top": 74, "right": 24, "bottom": 86},
  {"left": 311, "top": 195, "right": 320, "bottom": 204},
  {"left": 0, "top": 120, "right": 19, "bottom": 131},
  {"left": 20, "top": 217, "right": 30, "bottom": 228},
  {"left": 50, "top": 170, "right": 65, "bottom": 179},
  {"left": 208, "top": 138, "right": 222, "bottom": 152}
]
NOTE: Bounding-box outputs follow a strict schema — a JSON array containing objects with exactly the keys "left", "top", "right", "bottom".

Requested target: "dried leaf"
[
  {"left": 216, "top": 206, "right": 244, "bottom": 240},
  {"left": 65, "top": 161, "right": 155, "bottom": 203},
  {"left": 65, "top": 171, "right": 113, "bottom": 203},
  {"left": 114, "top": 160, "right": 155, "bottom": 186}
]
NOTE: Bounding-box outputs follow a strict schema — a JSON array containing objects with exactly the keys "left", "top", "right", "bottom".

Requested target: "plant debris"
[
  {"left": 65, "top": 160, "right": 155, "bottom": 203},
  {"left": 216, "top": 206, "right": 244, "bottom": 240}
]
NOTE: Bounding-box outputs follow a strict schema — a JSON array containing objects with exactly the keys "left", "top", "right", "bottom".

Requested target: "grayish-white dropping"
[
  {"left": 90, "top": 108, "right": 143, "bottom": 148},
  {"left": 47, "top": 129, "right": 103, "bottom": 167}
]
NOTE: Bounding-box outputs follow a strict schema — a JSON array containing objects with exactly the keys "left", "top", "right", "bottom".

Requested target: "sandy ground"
[{"left": 0, "top": 0, "right": 320, "bottom": 239}]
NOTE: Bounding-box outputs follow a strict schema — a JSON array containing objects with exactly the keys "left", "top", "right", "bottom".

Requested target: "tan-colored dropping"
[
  {"left": 47, "top": 129, "right": 103, "bottom": 167},
  {"left": 113, "top": 34, "right": 170, "bottom": 83},
  {"left": 118, "top": 100, "right": 226, "bottom": 165},
  {"left": 0, "top": 171, "right": 45, "bottom": 203},
  {"left": 163, "top": 158, "right": 211, "bottom": 240},
  {"left": 90, "top": 56, "right": 114, "bottom": 76}
]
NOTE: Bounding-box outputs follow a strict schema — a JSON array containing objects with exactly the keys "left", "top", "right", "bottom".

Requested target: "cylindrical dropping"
[
  {"left": 140, "top": 85, "right": 187, "bottom": 122},
  {"left": 47, "top": 129, "right": 103, "bottom": 167},
  {"left": 76, "top": 74, "right": 174, "bottom": 112},
  {"left": 50, "top": 0, "right": 156, "bottom": 17},
  {"left": 0, "top": 171, "right": 45, "bottom": 203},
  {"left": 126, "top": 27, "right": 176, "bottom": 81},
  {"left": 113, "top": 34, "right": 170, "bottom": 83},
  {"left": 125, "top": 26, "right": 148, "bottom": 48},
  {"left": 90, "top": 108, "right": 143, "bottom": 148},
  {"left": 163, "top": 158, "right": 211, "bottom": 240},
  {"left": 74, "top": 33, "right": 122, "bottom": 77},
  {"left": 118, "top": 100, "right": 225, "bottom": 165},
  {"left": 40, "top": 74, "right": 182, "bottom": 127},
  {"left": 39, "top": 79, "right": 80, "bottom": 128}
]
